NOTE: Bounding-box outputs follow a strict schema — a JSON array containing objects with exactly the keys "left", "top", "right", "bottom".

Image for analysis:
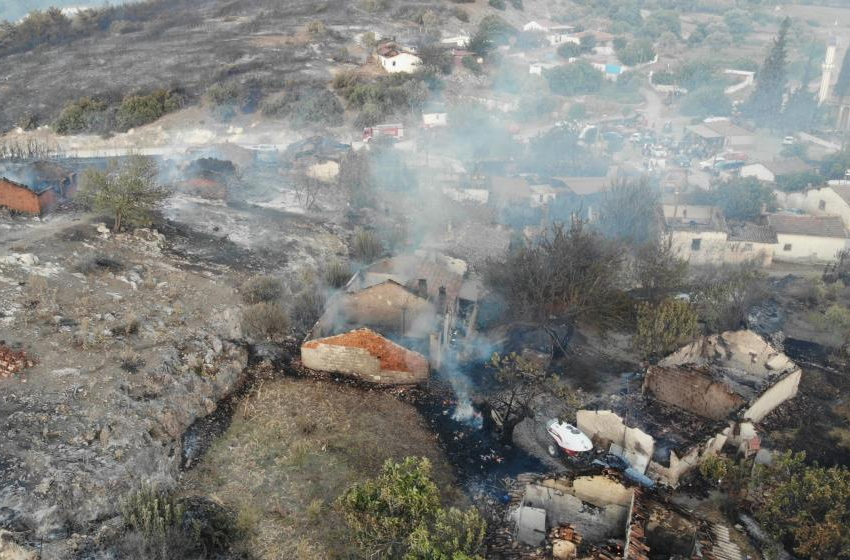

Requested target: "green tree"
[
  {"left": 615, "top": 38, "right": 655, "bottom": 66},
  {"left": 745, "top": 17, "right": 790, "bottom": 125},
  {"left": 724, "top": 9, "right": 753, "bottom": 42},
  {"left": 78, "top": 155, "right": 168, "bottom": 232},
  {"left": 753, "top": 452, "right": 850, "bottom": 560},
  {"left": 680, "top": 86, "right": 732, "bottom": 118},
  {"left": 338, "top": 457, "right": 485, "bottom": 560},
  {"left": 597, "top": 178, "right": 661, "bottom": 247},
  {"left": 643, "top": 10, "right": 680, "bottom": 39},
  {"left": 546, "top": 61, "right": 604, "bottom": 96},
  {"left": 712, "top": 176, "right": 776, "bottom": 221},
  {"left": 634, "top": 298, "right": 699, "bottom": 360},
  {"left": 405, "top": 507, "right": 486, "bottom": 560},
  {"left": 556, "top": 42, "right": 582, "bottom": 59},
  {"left": 820, "top": 149, "right": 850, "bottom": 180}
]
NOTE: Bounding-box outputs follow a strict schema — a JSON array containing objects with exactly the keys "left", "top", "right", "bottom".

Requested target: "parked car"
[
  {"left": 630, "top": 132, "right": 642, "bottom": 143},
  {"left": 674, "top": 156, "right": 691, "bottom": 168},
  {"left": 699, "top": 157, "right": 723, "bottom": 170},
  {"left": 782, "top": 136, "right": 795, "bottom": 145},
  {"left": 591, "top": 453, "right": 656, "bottom": 489}
]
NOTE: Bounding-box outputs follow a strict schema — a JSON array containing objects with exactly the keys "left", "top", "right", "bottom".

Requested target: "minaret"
[{"left": 819, "top": 36, "right": 838, "bottom": 105}]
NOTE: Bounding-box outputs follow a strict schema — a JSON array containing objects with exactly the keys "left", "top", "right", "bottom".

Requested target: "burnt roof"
[{"left": 727, "top": 223, "right": 777, "bottom": 244}]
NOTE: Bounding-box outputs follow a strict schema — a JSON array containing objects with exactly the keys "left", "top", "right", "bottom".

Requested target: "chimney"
[
  {"left": 438, "top": 286, "right": 447, "bottom": 313},
  {"left": 418, "top": 278, "right": 428, "bottom": 299}
]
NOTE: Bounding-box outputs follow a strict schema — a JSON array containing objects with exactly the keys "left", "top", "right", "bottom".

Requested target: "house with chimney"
[
  {"left": 0, "top": 161, "right": 77, "bottom": 214},
  {"left": 302, "top": 252, "right": 480, "bottom": 383}
]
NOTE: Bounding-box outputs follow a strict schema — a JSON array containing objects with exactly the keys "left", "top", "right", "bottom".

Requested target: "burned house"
[
  {"left": 281, "top": 136, "right": 350, "bottom": 183},
  {"left": 509, "top": 474, "right": 746, "bottom": 559},
  {"left": 578, "top": 331, "right": 801, "bottom": 487},
  {"left": 303, "top": 252, "right": 480, "bottom": 382},
  {"left": 0, "top": 161, "right": 77, "bottom": 214},
  {"left": 170, "top": 157, "right": 236, "bottom": 200}
]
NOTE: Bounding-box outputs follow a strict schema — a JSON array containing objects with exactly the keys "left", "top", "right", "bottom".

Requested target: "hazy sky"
[{"left": 1, "top": 1, "right": 132, "bottom": 22}]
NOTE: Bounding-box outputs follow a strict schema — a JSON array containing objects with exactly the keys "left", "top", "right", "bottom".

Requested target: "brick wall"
[
  {"left": 343, "top": 282, "right": 435, "bottom": 337},
  {"left": 643, "top": 366, "right": 744, "bottom": 421},
  {"left": 37, "top": 188, "right": 57, "bottom": 212},
  {"left": 302, "top": 343, "right": 427, "bottom": 384},
  {"left": 0, "top": 178, "right": 41, "bottom": 214}
]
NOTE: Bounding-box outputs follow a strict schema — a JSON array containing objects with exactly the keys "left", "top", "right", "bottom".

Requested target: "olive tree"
[{"left": 79, "top": 155, "right": 168, "bottom": 232}]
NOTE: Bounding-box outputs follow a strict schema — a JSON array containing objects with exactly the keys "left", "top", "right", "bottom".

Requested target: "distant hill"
[{"left": 0, "top": 1, "right": 132, "bottom": 22}]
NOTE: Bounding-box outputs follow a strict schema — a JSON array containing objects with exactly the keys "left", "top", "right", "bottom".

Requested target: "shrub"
[
  {"left": 116, "top": 89, "right": 185, "bottom": 131},
  {"left": 324, "top": 260, "right": 352, "bottom": 288},
  {"left": 122, "top": 485, "right": 184, "bottom": 540},
  {"left": 260, "top": 87, "right": 344, "bottom": 127},
  {"left": 291, "top": 289, "right": 326, "bottom": 332},
  {"left": 462, "top": 55, "right": 483, "bottom": 74},
  {"left": 452, "top": 7, "right": 469, "bottom": 22},
  {"left": 241, "top": 302, "right": 289, "bottom": 341},
  {"left": 54, "top": 97, "right": 109, "bottom": 134},
  {"left": 488, "top": 0, "right": 506, "bottom": 9},
  {"left": 557, "top": 42, "right": 582, "bottom": 59},
  {"left": 205, "top": 82, "right": 242, "bottom": 106},
  {"left": 546, "top": 61, "right": 603, "bottom": 96},
  {"left": 306, "top": 20, "right": 325, "bottom": 34},
  {"left": 361, "top": 0, "right": 391, "bottom": 12},
  {"left": 351, "top": 229, "right": 383, "bottom": 263},
  {"left": 241, "top": 275, "right": 283, "bottom": 304}
]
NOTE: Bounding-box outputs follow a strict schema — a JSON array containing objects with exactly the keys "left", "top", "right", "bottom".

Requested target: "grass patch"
[{"left": 179, "top": 378, "right": 458, "bottom": 559}]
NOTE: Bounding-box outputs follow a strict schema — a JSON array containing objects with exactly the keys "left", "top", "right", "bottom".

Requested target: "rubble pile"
[{"left": 0, "top": 345, "right": 34, "bottom": 378}]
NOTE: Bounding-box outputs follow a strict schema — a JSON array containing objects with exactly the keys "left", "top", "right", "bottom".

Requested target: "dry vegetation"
[{"left": 180, "top": 377, "right": 460, "bottom": 559}]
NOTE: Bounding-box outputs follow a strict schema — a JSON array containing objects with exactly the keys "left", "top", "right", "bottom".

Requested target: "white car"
[
  {"left": 782, "top": 136, "right": 794, "bottom": 145},
  {"left": 546, "top": 419, "right": 593, "bottom": 457},
  {"left": 699, "top": 156, "right": 724, "bottom": 170}
]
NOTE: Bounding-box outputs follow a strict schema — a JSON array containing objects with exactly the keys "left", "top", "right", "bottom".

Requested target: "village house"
[
  {"left": 376, "top": 42, "right": 422, "bottom": 74},
  {"left": 578, "top": 330, "right": 801, "bottom": 487},
  {"left": 522, "top": 20, "right": 575, "bottom": 46},
  {"left": 775, "top": 184, "right": 850, "bottom": 228},
  {"left": 767, "top": 213, "right": 850, "bottom": 262},
  {"left": 663, "top": 204, "right": 729, "bottom": 265},
  {"left": 303, "top": 252, "right": 480, "bottom": 382},
  {"left": 740, "top": 157, "right": 814, "bottom": 184},
  {"left": 663, "top": 205, "right": 775, "bottom": 266},
  {"left": 529, "top": 184, "right": 557, "bottom": 207},
  {"left": 0, "top": 161, "right": 77, "bottom": 214}
]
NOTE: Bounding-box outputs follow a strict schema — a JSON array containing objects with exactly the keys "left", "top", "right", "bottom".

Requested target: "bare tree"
[
  {"left": 486, "top": 352, "right": 548, "bottom": 444},
  {"left": 291, "top": 171, "right": 322, "bottom": 211}
]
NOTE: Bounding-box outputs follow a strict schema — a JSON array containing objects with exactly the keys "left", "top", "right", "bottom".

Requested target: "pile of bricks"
[{"left": 0, "top": 344, "right": 35, "bottom": 378}]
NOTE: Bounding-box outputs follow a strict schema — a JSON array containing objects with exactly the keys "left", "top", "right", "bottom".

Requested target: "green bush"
[
  {"left": 205, "top": 82, "right": 242, "bottom": 106},
  {"left": 117, "top": 89, "right": 184, "bottom": 131},
  {"left": 488, "top": 0, "right": 506, "bottom": 9},
  {"left": 462, "top": 55, "right": 483, "bottom": 75},
  {"left": 122, "top": 485, "right": 184, "bottom": 540},
  {"left": 546, "top": 61, "right": 603, "bottom": 96},
  {"left": 54, "top": 97, "right": 110, "bottom": 134},
  {"left": 260, "top": 88, "right": 344, "bottom": 127},
  {"left": 557, "top": 42, "right": 582, "bottom": 59}
]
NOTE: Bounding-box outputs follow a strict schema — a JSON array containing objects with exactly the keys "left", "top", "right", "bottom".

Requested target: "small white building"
[
  {"left": 376, "top": 42, "right": 422, "bottom": 74},
  {"left": 522, "top": 20, "right": 575, "bottom": 46},
  {"left": 422, "top": 111, "right": 448, "bottom": 127},
  {"left": 767, "top": 213, "right": 850, "bottom": 263},
  {"left": 440, "top": 34, "right": 470, "bottom": 47},
  {"left": 529, "top": 185, "right": 557, "bottom": 207},
  {"left": 775, "top": 184, "right": 850, "bottom": 228},
  {"left": 741, "top": 158, "right": 813, "bottom": 183}
]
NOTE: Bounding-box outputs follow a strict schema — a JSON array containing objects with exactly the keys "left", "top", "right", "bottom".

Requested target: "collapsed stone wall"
[{"left": 643, "top": 366, "right": 745, "bottom": 421}]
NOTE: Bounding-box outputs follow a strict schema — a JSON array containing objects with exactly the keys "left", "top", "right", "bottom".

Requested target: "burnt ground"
[{"left": 0, "top": 0, "right": 465, "bottom": 133}]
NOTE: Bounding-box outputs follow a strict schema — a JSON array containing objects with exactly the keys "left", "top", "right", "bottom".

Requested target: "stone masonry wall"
[{"left": 643, "top": 366, "right": 745, "bottom": 421}]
